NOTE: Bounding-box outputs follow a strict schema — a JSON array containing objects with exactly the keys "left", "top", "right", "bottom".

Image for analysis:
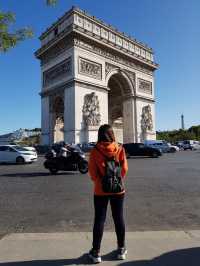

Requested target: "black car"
[{"left": 123, "top": 143, "right": 162, "bottom": 158}]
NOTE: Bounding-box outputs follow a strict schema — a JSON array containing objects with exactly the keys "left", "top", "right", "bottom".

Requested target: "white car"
[
  {"left": 0, "top": 145, "right": 37, "bottom": 164},
  {"left": 22, "top": 146, "right": 37, "bottom": 153},
  {"left": 167, "top": 143, "right": 180, "bottom": 151}
]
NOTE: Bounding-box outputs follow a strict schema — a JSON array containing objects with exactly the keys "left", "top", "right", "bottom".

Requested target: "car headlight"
[{"left": 21, "top": 153, "right": 33, "bottom": 156}]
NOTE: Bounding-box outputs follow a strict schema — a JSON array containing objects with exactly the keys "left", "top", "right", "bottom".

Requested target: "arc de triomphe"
[{"left": 35, "top": 7, "right": 158, "bottom": 145}]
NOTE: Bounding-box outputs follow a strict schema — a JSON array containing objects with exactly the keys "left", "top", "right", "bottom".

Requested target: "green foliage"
[
  {"left": 46, "top": 0, "right": 58, "bottom": 5},
  {"left": 19, "top": 135, "right": 41, "bottom": 146},
  {"left": 0, "top": 0, "right": 58, "bottom": 52},
  {"left": 188, "top": 125, "right": 200, "bottom": 139},
  {"left": 24, "top": 128, "right": 41, "bottom": 132},
  {"left": 0, "top": 11, "right": 33, "bottom": 52},
  {"left": 156, "top": 126, "right": 200, "bottom": 143}
]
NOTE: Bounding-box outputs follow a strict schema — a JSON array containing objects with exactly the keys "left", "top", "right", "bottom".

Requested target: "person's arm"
[
  {"left": 88, "top": 149, "right": 98, "bottom": 181},
  {"left": 119, "top": 147, "right": 128, "bottom": 178}
]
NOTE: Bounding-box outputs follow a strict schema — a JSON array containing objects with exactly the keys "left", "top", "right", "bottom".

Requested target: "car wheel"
[
  {"left": 78, "top": 161, "right": 88, "bottom": 174},
  {"left": 49, "top": 167, "right": 58, "bottom": 174},
  {"left": 126, "top": 152, "right": 131, "bottom": 159},
  {"left": 16, "top": 156, "right": 25, "bottom": 164},
  {"left": 151, "top": 152, "right": 158, "bottom": 158},
  {"left": 170, "top": 148, "right": 176, "bottom": 153}
]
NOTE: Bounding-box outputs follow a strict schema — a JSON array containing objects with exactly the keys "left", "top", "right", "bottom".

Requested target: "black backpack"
[{"left": 95, "top": 146, "right": 124, "bottom": 193}]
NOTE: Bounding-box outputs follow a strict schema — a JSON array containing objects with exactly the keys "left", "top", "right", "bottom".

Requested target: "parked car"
[
  {"left": 0, "top": 145, "right": 37, "bottom": 164},
  {"left": 144, "top": 140, "right": 177, "bottom": 153},
  {"left": 79, "top": 142, "right": 96, "bottom": 152},
  {"left": 123, "top": 143, "right": 162, "bottom": 158},
  {"left": 182, "top": 140, "right": 200, "bottom": 150},
  {"left": 167, "top": 143, "right": 180, "bottom": 152},
  {"left": 176, "top": 141, "right": 184, "bottom": 150},
  {"left": 22, "top": 146, "right": 37, "bottom": 153}
]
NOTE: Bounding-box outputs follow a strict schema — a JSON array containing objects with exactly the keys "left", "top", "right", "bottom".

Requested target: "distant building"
[
  {"left": 0, "top": 133, "right": 14, "bottom": 144},
  {"left": 0, "top": 129, "right": 41, "bottom": 144}
]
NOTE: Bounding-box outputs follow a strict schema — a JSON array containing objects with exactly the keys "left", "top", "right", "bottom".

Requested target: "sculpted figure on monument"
[
  {"left": 80, "top": 58, "right": 102, "bottom": 79},
  {"left": 82, "top": 92, "right": 101, "bottom": 127},
  {"left": 141, "top": 105, "right": 153, "bottom": 132}
]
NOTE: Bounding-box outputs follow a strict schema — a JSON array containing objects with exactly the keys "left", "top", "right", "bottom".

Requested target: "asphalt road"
[{"left": 0, "top": 151, "right": 200, "bottom": 235}]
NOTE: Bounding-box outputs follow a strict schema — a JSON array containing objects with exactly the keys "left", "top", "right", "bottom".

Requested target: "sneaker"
[
  {"left": 117, "top": 247, "right": 127, "bottom": 260},
  {"left": 88, "top": 249, "right": 102, "bottom": 263}
]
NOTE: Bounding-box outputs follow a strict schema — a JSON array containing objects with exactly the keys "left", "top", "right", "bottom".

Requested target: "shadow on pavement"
[
  {"left": 0, "top": 254, "right": 92, "bottom": 265},
  {"left": 118, "top": 247, "right": 200, "bottom": 266},
  {"left": 0, "top": 248, "right": 200, "bottom": 265},
  {"left": 127, "top": 157, "right": 155, "bottom": 160},
  {"left": 1, "top": 172, "right": 75, "bottom": 178}
]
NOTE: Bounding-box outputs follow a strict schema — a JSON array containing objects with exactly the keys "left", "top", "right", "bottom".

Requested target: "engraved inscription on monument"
[{"left": 79, "top": 57, "right": 102, "bottom": 80}]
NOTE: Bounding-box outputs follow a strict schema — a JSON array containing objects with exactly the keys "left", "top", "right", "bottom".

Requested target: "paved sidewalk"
[{"left": 0, "top": 231, "right": 200, "bottom": 265}]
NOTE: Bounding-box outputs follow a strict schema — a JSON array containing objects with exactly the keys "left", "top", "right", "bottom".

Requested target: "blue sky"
[{"left": 1, "top": 0, "right": 200, "bottom": 135}]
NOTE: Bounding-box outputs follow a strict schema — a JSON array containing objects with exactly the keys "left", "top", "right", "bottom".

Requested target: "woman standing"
[{"left": 88, "top": 124, "right": 128, "bottom": 263}]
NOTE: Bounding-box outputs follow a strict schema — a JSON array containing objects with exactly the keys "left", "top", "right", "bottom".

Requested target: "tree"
[
  {"left": 46, "top": 0, "right": 58, "bottom": 5},
  {"left": 0, "top": 0, "right": 58, "bottom": 52},
  {"left": 156, "top": 128, "right": 199, "bottom": 143}
]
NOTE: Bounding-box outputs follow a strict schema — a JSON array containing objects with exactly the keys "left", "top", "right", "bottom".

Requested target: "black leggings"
[{"left": 92, "top": 194, "right": 125, "bottom": 251}]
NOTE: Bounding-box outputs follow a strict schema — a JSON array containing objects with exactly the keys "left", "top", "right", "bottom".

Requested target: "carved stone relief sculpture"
[
  {"left": 74, "top": 38, "right": 154, "bottom": 76},
  {"left": 138, "top": 78, "right": 152, "bottom": 95},
  {"left": 79, "top": 57, "right": 102, "bottom": 80},
  {"left": 43, "top": 58, "right": 71, "bottom": 87},
  {"left": 105, "top": 62, "right": 118, "bottom": 76},
  {"left": 82, "top": 92, "right": 101, "bottom": 127},
  {"left": 141, "top": 105, "right": 153, "bottom": 132}
]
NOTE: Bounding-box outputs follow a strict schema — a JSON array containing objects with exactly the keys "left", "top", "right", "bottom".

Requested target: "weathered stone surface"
[{"left": 35, "top": 7, "right": 158, "bottom": 144}]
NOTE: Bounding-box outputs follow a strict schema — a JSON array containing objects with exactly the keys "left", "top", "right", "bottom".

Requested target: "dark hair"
[{"left": 97, "top": 124, "right": 115, "bottom": 143}]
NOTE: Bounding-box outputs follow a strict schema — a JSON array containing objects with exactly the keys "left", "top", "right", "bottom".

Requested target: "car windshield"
[{"left": 13, "top": 146, "right": 29, "bottom": 152}]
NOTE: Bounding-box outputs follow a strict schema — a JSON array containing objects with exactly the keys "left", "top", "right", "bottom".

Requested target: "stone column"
[
  {"left": 64, "top": 86, "right": 75, "bottom": 144},
  {"left": 41, "top": 96, "right": 50, "bottom": 145},
  {"left": 123, "top": 98, "right": 136, "bottom": 143}
]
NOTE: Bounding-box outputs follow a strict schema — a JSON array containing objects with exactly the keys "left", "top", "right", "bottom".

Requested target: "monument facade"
[{"left": 35, "top": 7, "right": 158, "bottom": 145}]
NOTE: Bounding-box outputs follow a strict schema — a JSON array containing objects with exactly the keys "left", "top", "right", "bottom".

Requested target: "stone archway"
[
  {"left": 107, "top": 70, "right": 136, "bottom": 143},
  {"left": 36, "top": 7, "right": 158, "bottom": 145},
  {"left": 51, "top": 96, "right": 64, "bottom": 143}
]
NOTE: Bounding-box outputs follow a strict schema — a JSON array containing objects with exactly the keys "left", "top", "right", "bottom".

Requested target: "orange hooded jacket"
[{"left": 88, "top": 142, "right": 128, "bottom": 196}]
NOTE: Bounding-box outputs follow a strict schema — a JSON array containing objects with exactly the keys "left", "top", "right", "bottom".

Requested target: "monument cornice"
[
  {"left": 73, "top": 29, "right": 158, "bottom": 70},
  {"left": 39, "top": 6, "right": 153, "bottom": 53},
  {"left": 36, "top": 27, "right": 158, "bottom": 71},
  {"left": 40, "top": 79, "right": 74, "bottom": 98},
  {"left": 36, "top": 6, "right": 159, "bottom": 68},
  {"left": 74, "top": 36, "right": 155, "bottom": 76},
  {"left": 135, "top": 95, "right": 155, "bottom": 103},
  {"left": 35, "top": 27, "right": 73, "bottom": 59},
  {"left": 72, "top": 8, "right": 153, "bottom": 52},
  {"left": 123, "top": 94, "right": 155, "bottom": 103},
  {"left": 40, "top": 78, "right": 109, "bottom": 98},
  {"left": 74, "top": 79, "right": 109, "bottom": 92}
]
